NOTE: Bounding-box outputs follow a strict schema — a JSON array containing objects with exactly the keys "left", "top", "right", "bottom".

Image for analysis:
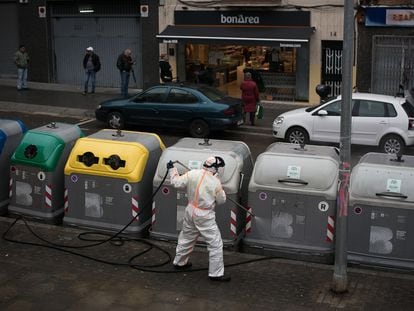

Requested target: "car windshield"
[
  {"left": 196, "top": 86, "right": 225, "bottom": 101},
  {"left": 305, "top": 95, "right": 338, "bottom": 112}
]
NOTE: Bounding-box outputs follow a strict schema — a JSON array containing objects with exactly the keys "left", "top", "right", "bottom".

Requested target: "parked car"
[
  {"left": 95, "top": 84, "right": 244, "bottom": 138},
  {"left": 273, "top": 92, "right": 414, "bottom": 154}
]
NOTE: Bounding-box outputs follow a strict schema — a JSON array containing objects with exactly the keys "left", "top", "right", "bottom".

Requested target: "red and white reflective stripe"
[
  {"left": 245, "top": 207, "right": 252, "bottom": 233},
  {"left": 9, "top": 178, "right": 13, "bottom": 198},
  {"left": 230, "top": 208, "right": 237, "bottom": 237},
  {"left": 63, "top": 188, "right": 68, "bottom": 213},
  {"left": 326, "top": 215, "right": 335, "bottom": 242},
  {"left": 151, "top": 201, "right": 156, "bottom": 225},
  {"left": 132, "top": 196, "right": 139, "bottom": 221},
  {"left": 45, "top": 184, "right": 52, "bottom": 209}
]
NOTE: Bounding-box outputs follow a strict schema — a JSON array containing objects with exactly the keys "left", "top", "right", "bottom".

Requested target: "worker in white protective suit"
[{"left": 167, "top": 156, "right": 231, "bottom": 282}]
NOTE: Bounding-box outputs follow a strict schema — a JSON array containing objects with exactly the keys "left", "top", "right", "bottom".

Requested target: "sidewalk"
[
  {"left": 1, "top": 216, "right": 414, "bottom": 310},
  {"left": 0, "top": 79, "right": 306, "bottom": 130}
]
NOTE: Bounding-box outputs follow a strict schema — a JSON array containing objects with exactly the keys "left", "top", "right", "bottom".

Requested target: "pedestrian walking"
[
  {"left": 116, "top": 48, "right": 134, "bottom": 98},
  {"left": 82, "top": 47, "right": 101, "bottom": 95},
  {"left": 240, "top": 72, "right": 260, "bottom": 126},
  {"left": 159, "top": 54, "right": 173, "bottom": 83},
  {"left": 14, "top": 45, "right": 29, "bottom": 91},
  {"left": 167, "top": 156, "right": 231, "bottom": 282}
]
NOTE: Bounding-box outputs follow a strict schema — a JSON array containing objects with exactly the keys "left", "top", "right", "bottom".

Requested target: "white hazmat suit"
[{"left": 169, "top": 157, "right": 228, "bottom": 280}]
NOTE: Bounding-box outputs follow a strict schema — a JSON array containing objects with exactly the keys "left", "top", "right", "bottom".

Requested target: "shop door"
[
  {"left": 52, "top": 17, "right": 141, "bottom": 88},
  {"left": 372, "top": 36, "right": 414, "bottom": 96},
  {"left": 0, "top": 3, "right": 18, "bottom": 78},
  {"left": 321, "top": 40, "right": 343, "bottom": 97}
]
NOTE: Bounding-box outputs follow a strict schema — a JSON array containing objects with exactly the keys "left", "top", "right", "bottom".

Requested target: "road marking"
[
  {"left": 226, "top": 130, "right": 272, "bottom": 137},
  {"left": 76, "top": 118, "right": 96, "bottom": 126}
]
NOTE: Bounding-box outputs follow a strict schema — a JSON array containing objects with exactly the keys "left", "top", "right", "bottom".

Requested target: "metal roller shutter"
[{"left": 0, "top": 3, "right": 19, "bottom": 79}]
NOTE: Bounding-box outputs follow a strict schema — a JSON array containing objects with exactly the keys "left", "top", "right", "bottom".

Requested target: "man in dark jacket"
[
  {"left": 159, "top": 54, "right": 173, "bottom": 83},
  {"left": 82, "top": 47, "right": 101, "bottom": 95},
  {"left": 116, "top": 48, "right": 134, "bottom": 98}
]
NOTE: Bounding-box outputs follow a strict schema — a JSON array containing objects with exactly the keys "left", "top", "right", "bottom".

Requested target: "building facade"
[
  {"left": 356, "top": 0, "right": 414, "bottom": 96},
  {"left": 0, "top": 0, "right": 160, "bottom": 89},
  {"left": 158, "top": 0, "right": 346, "bottom": 104}
]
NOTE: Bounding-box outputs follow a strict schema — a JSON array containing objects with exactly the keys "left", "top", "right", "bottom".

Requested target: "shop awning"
[{"left": 157, "top": 25, "right": 313, "bottom": 45}]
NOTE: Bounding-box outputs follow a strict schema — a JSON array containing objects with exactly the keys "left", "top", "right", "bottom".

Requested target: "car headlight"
[
  {"left": 97, "top": 105, "right": 102, "bottom": 109},
  {"left": 274, "top": 116, "right": 284, "bottom": 125}
]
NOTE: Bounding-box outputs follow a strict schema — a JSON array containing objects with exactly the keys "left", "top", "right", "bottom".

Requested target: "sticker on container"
[
  {"left": 71, "top": 174, "right": 78, "bottom": 183},
  {"left": 354, "top": 206, "right": 362, "bottom": 215},
  {"left": 386, "top": 178, "right": 401, "bottom": 193},
  {"left": 123, "top": 183, "right": 132, "bottom": 193},
  {"left": 37, "top": 171, "right": 46, "bottom": 181},
  {"left": 162, "top": 186, "right": 170, "bottom": 195},
  {"left": 287, "top": 165, "right": 301, "bottom": 179},
  {"left": 188, "top": 160, "right": 202, "bottom": 170},
  {"left": 318, "top": 201, "right": 329, "bottom": 212},
  {"left": 259, "top": 192, "right": 267, "bottom": 201}
]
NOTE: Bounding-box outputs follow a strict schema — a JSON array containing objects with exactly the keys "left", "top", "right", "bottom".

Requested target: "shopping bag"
[{"left": 255, "top": 103, "right": 264, "bottom": 119}]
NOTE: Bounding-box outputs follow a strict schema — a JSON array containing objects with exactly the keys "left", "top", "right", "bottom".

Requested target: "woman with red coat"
[{"left": 240, "top": 72, "right": 260, "bottom": 126}]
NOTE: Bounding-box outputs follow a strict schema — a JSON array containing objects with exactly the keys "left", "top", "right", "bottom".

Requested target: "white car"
[{"left": 273, "top": 93, "right": 414, "bottom": 154}]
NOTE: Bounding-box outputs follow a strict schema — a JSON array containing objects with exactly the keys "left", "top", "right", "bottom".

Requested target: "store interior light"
[{"left": 79, "top": 5, "right": 94, "bottom": 13}]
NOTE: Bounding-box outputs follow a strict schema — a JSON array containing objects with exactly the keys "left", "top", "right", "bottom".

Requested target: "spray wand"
[{"left": 172, "top": 160, "right": 256, "bottom": 217}]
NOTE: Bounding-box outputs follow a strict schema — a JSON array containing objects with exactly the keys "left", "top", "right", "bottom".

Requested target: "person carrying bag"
[{"left": 240, "top": 72, "right": 260, "bottom": 126}]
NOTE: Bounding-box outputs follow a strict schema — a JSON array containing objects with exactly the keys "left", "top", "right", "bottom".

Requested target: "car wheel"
[
  {"left": 107, "top": 112, "right": 125, "bottom": 129},
  {"left": 189, "top": 119, "right": 210, "bottom": 138},
  {"left": 286, "top": 127, "right": 309, "bottom": 145},
  {"left": 380, "top": 134, "right": 405, "bottom": 155}
]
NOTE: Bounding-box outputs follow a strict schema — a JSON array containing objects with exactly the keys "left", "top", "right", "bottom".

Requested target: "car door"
[
  {"left": 157, "top": 88, "right": 200, "bottom": 128},
  {"left": 312, "top": 99, "right": 342, "bottom": 142},
  {"left": 352, "top": 99, "right": 391, "bottom": 145},
  {"left": 124, "top": 86, "right": 169, "bottom": 126}
]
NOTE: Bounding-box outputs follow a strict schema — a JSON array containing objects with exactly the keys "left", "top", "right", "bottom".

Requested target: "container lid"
[
  {"left": 154, "top": 138, "right": 252, "bottom": 186},
  {"left": 64, "top": 133, "right": 163, "bottom": 183},
  {"left": 87, "top": 129, "right": 165, "bottom": 151},
  {"left": 350, "top": 153, "right": 414, "bottom": 202},
  {"left": 11, "top": 132, "right": 66, "bottom": 171},
  {"left": 0, "top": 130, "right": 5, "bottom": 153},
  {"left": 249, "top": 143, "right": 339, "bottom": 192},
  {"left": 30, "top": 122, "right": 84, "bottom": 142},
  {"left": 0, "top": 119, "right": 27, "bottom": 152},
  {"left": 0, "top": 119, "right": 27, "bottom": 136},
  {"left": 173, "top": 137, "right": 251, "bottom": 156}
]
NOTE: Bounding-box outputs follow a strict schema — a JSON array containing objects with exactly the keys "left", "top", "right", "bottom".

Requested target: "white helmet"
[{"left": 203, "top": 156, "right": 225, "bottom": 174}]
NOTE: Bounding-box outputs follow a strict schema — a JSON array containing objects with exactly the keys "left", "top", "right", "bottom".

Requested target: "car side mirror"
[{"left": 317, "top": 109, "right": 328, "bottom": 116}]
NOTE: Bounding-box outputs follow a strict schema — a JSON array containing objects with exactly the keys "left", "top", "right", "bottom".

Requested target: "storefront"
[
  {"left": 357, "top": 6, "right": 414, "bottom": 96},
  {"left": 157, "top": 10, "right": 313, "bottom": 101}
]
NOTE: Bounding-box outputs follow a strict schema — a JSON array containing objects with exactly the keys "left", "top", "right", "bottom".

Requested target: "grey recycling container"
[
  {"left": 348, "top": 152, "right": 414, "bottom": 270},
  {"left": 8, "top": 122, "right": 83, "bottom": 224},
  {"left": 63, "top": 129, "right": 165, "bottom": 236},
  {"left": 151, "top": 138, "right": 253, "bottom": 249},
  {"left": 0, "top": 119, "right": 26, "bottom": 215},
  {"left": 243, "top": 142, "right": 339, "bottom": 263}
]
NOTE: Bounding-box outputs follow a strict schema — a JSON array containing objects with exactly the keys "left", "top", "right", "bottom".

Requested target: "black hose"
[{"left": 2, "top": 167, "right": 282, "bottom": 274}]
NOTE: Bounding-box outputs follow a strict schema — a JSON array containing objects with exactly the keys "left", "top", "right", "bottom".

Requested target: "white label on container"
[
  {"left": 37, "top": 171, "right": 46, "bottom": 181},
  {"left": 188, "top": 160, "right": 202, "bottom": 170},
  {"left": 287, "top": 165, "right": 301, "bottom": 179},
  {"left": 123, "top": 183, "right": 132, "bottom": 193},
  {"left": 386, "top": 178, "right": 401, "bottom": 193},
  {"left": 318, "top": 201, "right": 329, "bottom": 212}
]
